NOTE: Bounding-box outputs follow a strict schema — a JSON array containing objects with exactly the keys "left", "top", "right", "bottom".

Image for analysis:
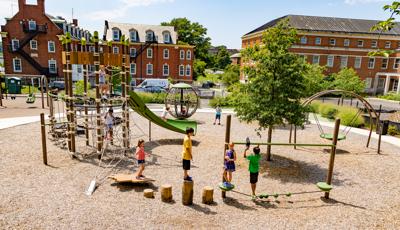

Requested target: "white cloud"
[
  {"left": 344, "top": 0, "right": 389, "bottom": 5},
  {"left": 86, "top": 0, "right": 175, "bottom": 21}
]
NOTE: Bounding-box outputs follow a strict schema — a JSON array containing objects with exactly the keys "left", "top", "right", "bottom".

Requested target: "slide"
[{"left": 128, "top": 91, "right": 197, "bottom": 135}]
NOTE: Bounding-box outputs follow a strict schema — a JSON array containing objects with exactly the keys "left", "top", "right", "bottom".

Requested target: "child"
[
  {"left": 161, "top": 106, "right": 170, "bottom": 121},
  {"left": 244, "top": 145, "right": 261, "bottom": 199},
  {"left": 214, "top": 106, "right": 222, "bottom": 125},
  {"left": 135, "top": 139, "right": 149, "bottom": 179},
  {"left": 182, "top": 127, "right": 194, "bottom": 181},
  {"left": 104, "top": 108, "right": 114, "bottom": 140},
  {"left": 223, "top": 143, "right": 236, "bottom": 188}
]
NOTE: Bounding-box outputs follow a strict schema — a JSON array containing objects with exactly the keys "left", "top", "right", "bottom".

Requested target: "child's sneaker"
[
  {"left": 184, "top": 176, "right": 192, "bottom": 181},
  {"left": 251, "top": 195, "right": 257, "bottom": 201},
  {"left": 223, "top": 182, "right": 230, "bottom": 187}
]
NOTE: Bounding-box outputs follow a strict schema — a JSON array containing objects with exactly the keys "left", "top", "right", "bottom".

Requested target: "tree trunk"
[
  {"left": 161, "top": 184, "right": 172, "bottom": 202},
  {"left": 182, "top": 180, "right": 194, "bottom": 205},
  {"left": 202, "top": 186, "right": 214, "bottom": 204},
  {"left": 266, "top": 126, "right": 273, "bottom": 161}
]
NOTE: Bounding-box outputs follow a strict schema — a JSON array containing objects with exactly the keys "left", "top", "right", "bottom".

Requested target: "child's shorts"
[
  {"left": 216, "top": 114, "right": 221, "bottom": 120},
  {"left": 106, "top": 124, "right": 113, "bottom": 130},
  {"left": 224, "top": 163, "right": 235, "bottom": 172},
  {"left": 250, "top": 172, "right": 259, "bottom": 184},
  {"left": 182, "top": 159, "right": 191, "bottom": 170},
  {"left": 137, "top": 159, "right": 145, "bottom": 164}
]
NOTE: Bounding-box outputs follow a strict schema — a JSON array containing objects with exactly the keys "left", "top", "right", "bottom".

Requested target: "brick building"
[
  {"left": 242, "top": 15, "right": 400, "bottom": 95},
  {"left": 0, "top": 0, "right": 91, "bottom": 81},
  {"left": 103, "top": 21, "right": 194, "bottom": 84}
]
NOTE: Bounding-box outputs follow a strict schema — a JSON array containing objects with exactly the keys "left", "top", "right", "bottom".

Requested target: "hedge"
[{"left": 337, "top": 107, "right": 364, "bottom": 127}]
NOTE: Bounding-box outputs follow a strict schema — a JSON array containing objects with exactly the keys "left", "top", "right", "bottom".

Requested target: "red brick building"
[
  {"left": 103, "top": 21, "right": 194, "bottom": 84},
  {"left": 1, "top": 0, "right": 91, "bottom": 80},
  {"left": 242, "top": 15, "right": 400, "bottom": 95}
]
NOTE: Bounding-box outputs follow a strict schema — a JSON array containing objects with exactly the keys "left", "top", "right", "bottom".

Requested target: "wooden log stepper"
[
  {"left": 202, "top": 186, "right": 214, "bottom": 204},
  {"left": 144, "top": 189, "right": 154, "bottom": 199},
  {"left": 161, "top": 184, "right": 173, "bottom": 202},
  {"left": 182, "top": 180, "right": 194, "bottom": 205}
]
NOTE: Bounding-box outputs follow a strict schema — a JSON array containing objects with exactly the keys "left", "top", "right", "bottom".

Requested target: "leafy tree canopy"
[{"left": 332, "top": 68, "right": 365, "bottom": 93}]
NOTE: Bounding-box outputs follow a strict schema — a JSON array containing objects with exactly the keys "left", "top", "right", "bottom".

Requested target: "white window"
[
  {"left": 300, "top": 36, "right": 307, "bottom": 44},
  {"left": 330, "top": 38, "right": 336, "bottom": 46},
  {"left": 357, "top": 40, "right": 364, "bottom": 47},
  {"left": 180, "top": 50, "right": 185, "bottom": 60},
  {"left": 186, "top": 50, "right": 192, "bottom": 60},
  {"left": 315, "top": 37, "right": 321, "bottom": 45},
  {"left": 365, "top": 78, "right": 373, "bottom": 89},
  {"left": 185, "top": 65, "right": 191, "bottom": 76},
  {"left": 48, "top": 41, "right": 55, "bottom": 53},
  {"left": 130, "top": 48, "right": 137, "bottom": 57},
  {"left": 344, "top": 39, "right": 350, "bottom": 47},
  {"left": 163, "top": 49, "right": 169, "bottom": 59},
  {"left": 12, "top": 39, "right": 19, "bottom": 51},
  {"left": 179, "top": 65, "right": 184, "bottom": 76},
  {"left": 13, "top": 58, "right": 22, "bottom": 72},
  {"left": 113, "top": 46, "right": 119, "bottom": 54},
  {"left": 327, "top": 55, "right": 334, "bottom": 67},
  {"left": 163, "top": 64, "right": 169, "bottom": 76},
  {"left": 368, "top": 58, "right": 375, "bottom": 69},
  {"left": 312, "top": 55, "right": 320, "bottom": 64},
  {"left": 163, "top": 32, "right": 171, "bottom": 43},
  {"left": 340, "top": 56, "right": 348, "bottom": 68},
  {"left": 130, "top": 30, "right": 137, "bottom": 42},
  {"left": 378, "top": 78, "right": 385, "bottom": 88},
  {"left": 112, "top": 29, "right": 120, "bottom": 41},
  {"left": 371, "top": 40, "right": 378, "bottom": 48},
  {"left": 48, "top": 59, "right": 57, "bottom": 73},
  {"left": 393, "top": 58, "right": 400, "bottom": 69},
  {"left": 354, "top": 57, "right": 362, "bottom": 69},
  {"left": 381, "top": 58, "right": 388, "bottom": 69},
  {"left": 146, "top": 63, "right": 153, "bottom": 75},
  {"left": 147, "top": 48, "right": 153, "bottom": 58},
  {"left": 30, "top": 40, "right": 38, "bottom": 50},
  {"left": 385, "top": 41, "right": 391, "bottom": 48},
  {"left": 28, "top": 20, "right": 36, "bottom": 30},
  {"left": 130, "top": 63, "right": 136, "bottom": 75}
]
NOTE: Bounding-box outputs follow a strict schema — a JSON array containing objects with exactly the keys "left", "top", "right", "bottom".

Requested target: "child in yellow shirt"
[{"left": 182, "top": 127, "right": 194, "bottom": 181}]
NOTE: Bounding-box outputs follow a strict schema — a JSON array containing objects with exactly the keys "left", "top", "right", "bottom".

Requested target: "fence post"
[
  {"left": 222, "top": 115, "right": 231, "bottom": 198},
  {"left": 40, "top": 113, "right": 48, "bottom": 165},
  {"left": 325, "top": 118, "right": 340, "bottom": 199}
]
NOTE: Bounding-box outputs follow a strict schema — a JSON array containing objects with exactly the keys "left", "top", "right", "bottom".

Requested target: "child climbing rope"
[
  {"left": 223, "top": 143, "right": 236, "bottom": 188},
  {"left": 244, "top": 145, "right": 261, "bottom": 200},
  {"left": 104, "top": 108, "right": 114, "bottom": 141},
  {"left": 135, "top": 139, "right": 149, "bottom": 179}
]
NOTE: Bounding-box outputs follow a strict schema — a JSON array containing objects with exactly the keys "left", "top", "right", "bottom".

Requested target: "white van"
[{"left": 136, "top": 79, "right": 169, "bottom": 89}]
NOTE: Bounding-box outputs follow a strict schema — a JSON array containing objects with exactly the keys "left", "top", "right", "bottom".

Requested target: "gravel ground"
[{"left": 0, "top": 112, "right": 399, "bottom": 229}]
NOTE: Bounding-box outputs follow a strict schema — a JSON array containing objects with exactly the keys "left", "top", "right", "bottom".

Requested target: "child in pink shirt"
[{"left": 135, "top": 139, "right": 149, "bottom": 179}]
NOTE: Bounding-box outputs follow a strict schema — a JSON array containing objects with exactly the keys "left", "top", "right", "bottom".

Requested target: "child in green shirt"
[{"left": 244, "top": 145, "right": 261, "bottom": 198}]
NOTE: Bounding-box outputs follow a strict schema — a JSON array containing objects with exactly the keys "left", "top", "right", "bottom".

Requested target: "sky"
[{"left": 0, "top": 0, "right": 396, "bottom": 49}]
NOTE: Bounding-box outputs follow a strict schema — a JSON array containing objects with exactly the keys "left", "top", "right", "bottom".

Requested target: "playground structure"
[
  {"left": 164, "top": 83, "right": 199, "bottom": 119},
  {"left": 40, "top": 31, "right": 198, "bottom": 163}
]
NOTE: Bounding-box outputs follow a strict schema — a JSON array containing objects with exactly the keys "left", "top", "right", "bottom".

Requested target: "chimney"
[
  {"left": 37, "top": 0, "right": 45, "bottom": 13},
  {"left": 18, "top": 0, "right": 25, "bottom": 11},
  {"left": 72, "top": 19, "right": 78, "bottom": 27}
]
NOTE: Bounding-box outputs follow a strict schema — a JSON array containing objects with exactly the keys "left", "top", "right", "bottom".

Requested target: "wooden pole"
[
  {"left": 266, "top": 126, "right": 273, "bottom": 161},
  {"left": 182, "top": 180, "right": 194, "bottom": 205},
  {"left": 222, "top": 114, "right": 231, "bottom": 198},
  {"left": 325, "top": 118, "right": 340, "bottom": 199},
  {"left": 68, "top": 43, "right": 76, "bottom": 155},
  {"left": 63, "top": 41, "right": 72, "bottom": 153},
  {"left": 83, "top": 44, "right": 89, "bottom": 146},
  {"left": 0, "top": 77, "right": 3, "bottom": 107},
  {"left": 294, "top": 126, "right": 297, "bottom": 150},
  {"left": 40, "top": 113, "right": 48, "bottom": 165},
  {"left": 121, "top": 41, "right": 129, "bottom": 150},
  {"left": 377, "top": 105, "right": 382, "bottom": 154},
  {"left": 124, "top": 43, "right": 130, "bottom": 149},
  {"left": 289, "top": 124, "right": 293, "bottom": 143},
  {"left": 94, "top": 33, "right": 102, "bottom": 154},
  {"left": 149, "top": 120, "right": 152, "bottom": 142}
]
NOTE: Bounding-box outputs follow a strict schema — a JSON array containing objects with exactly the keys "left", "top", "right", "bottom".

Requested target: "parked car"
[
  {"left": 134, "top": 86, "right": 167, "bottom": 93},
  {"left": 202, "top": 81, "right": 215, "bottom": 89},
  {"left": 49, "top": 81, "right": 65, "bottom": 90}
]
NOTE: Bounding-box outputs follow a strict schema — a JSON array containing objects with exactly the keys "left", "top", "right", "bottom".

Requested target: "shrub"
[
  {"left": 137, "top": 92, "right": 167, "bottom": 104},
  {"left": 319, "top": 104, "right": 338, "bottom": 119},
  {"left": 337, "top": 107, "right": 364, "bottom": 127},
  {"left": 388, "top": 125, "right": 400, "bottom": 136},
  {"left": 379, "top": 92, "right": 400, "bottom": 101},
  {"left": 309, "top": 101, "right": 322, "bottom": 113},
  {"left": 209, "top": 96, "right": 233, "bottom": 108}
]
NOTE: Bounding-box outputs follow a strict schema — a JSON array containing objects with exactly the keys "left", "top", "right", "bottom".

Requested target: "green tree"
[
  {"left": 303, "top": 64, "right": 330, "bottom": 96},
  {"left": 161, "top": 18, "right": 211, "bottom": 61},
  {"left": 332, "top": 68, "right": 365, "bottom": 93},
  {"left": 193, "top": 60, "right": 207, "bottom": 78},
  {"left": 215, "top": 46, "right": 232, "bottom": 69},
  {"left": 233, "top": 20, "right": 309, "bottom": 161},
  {"left": 221, "top": 64, "right": 240, "bottom": 89},
  {"left": 74, "top": 80, "right": 91, "bottom": 96}
]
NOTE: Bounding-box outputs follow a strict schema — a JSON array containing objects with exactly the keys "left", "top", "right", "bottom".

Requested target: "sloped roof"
[
  {"left": 105, "top": 21, "right": 177, "bottom": 44},
  {"left": 244, "top": 15, "right": 400, "bottom": 37}
]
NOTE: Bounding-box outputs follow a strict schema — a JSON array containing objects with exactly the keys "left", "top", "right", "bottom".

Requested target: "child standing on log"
[
  {"left": 244, "top": 145, "right": 261, "bottom": 199},
  {"left": 135, "top": 139, "right": 149, "bottom": 179},
  {"left": 223, "top": 143, "right": 236, "bottom": 188},
  {"left": 182, "top": 127, "right": 194, "bottom": 181}
]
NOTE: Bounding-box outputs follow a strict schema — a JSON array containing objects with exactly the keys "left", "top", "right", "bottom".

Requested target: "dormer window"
[
  {"left": 112, "top": 28, "right": 120, "bottom": 41},
  {"left": 300, "top": 36, "right": 307, "bottom": 44},
  {"left": 146, "top": 30, "right": 155, "bottom": 42},
  {"left": 28, "top": 20, "right": 36, "bottom": 30},
  {"left": 130, "top": 30, "right": 138, "bottom": 42},
  {"left": 163, "top": 31, "right": 171, "bottom": 44}
]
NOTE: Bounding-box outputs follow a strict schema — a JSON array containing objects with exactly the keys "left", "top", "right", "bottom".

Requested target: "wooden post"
[
  {"left": 356, "top": 101, "right": 359, "bottom": 108},
  {"left": 222, "top": 115, "right": 231, "bottom": 198},
  {"left": 161, "top": 184, "right": 173, "bottom": 202},
  {"left": 202, "top": 186, "right": 214, "bottom": 204},
  {"left": 121, "top": 42, "right": 128, "bottom": 150},
  {"left": 149, "top": 120, "right": 152, "bottom": 141},
  {"left": 94, "top": 33, "right": 102, "bottom": 154},
  {"left": 294, "top": 126, "right": 297, "bottom": 150},
  {"left": 289, "top": 124, "right": 293, "bottom": 144},
  {"left": 266, "top": 126, "right": 273, "bottom": 161},
  {"left": 337, "top": 98, "right": 340, "bottom": 106},
  {"left": 0, "top": 77, "right": 3, "bottom": 107},
  {"left": 40, "top": 77, "right": 45, "bottom": 109},
  {"left": 144, "top": 189, "right": 154, "bottom": 198},
  {"left": 377, "top": 104, "right": 382, "bottom": 154},
  {"left": 40, "top": 113, "right": 48, "bottom": 165},
  {"left": 325, "top": 118, "right": 340, "bottom": 199},
  {"left": 182, "top": 180, "right": 194, "bottom": 205}
]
